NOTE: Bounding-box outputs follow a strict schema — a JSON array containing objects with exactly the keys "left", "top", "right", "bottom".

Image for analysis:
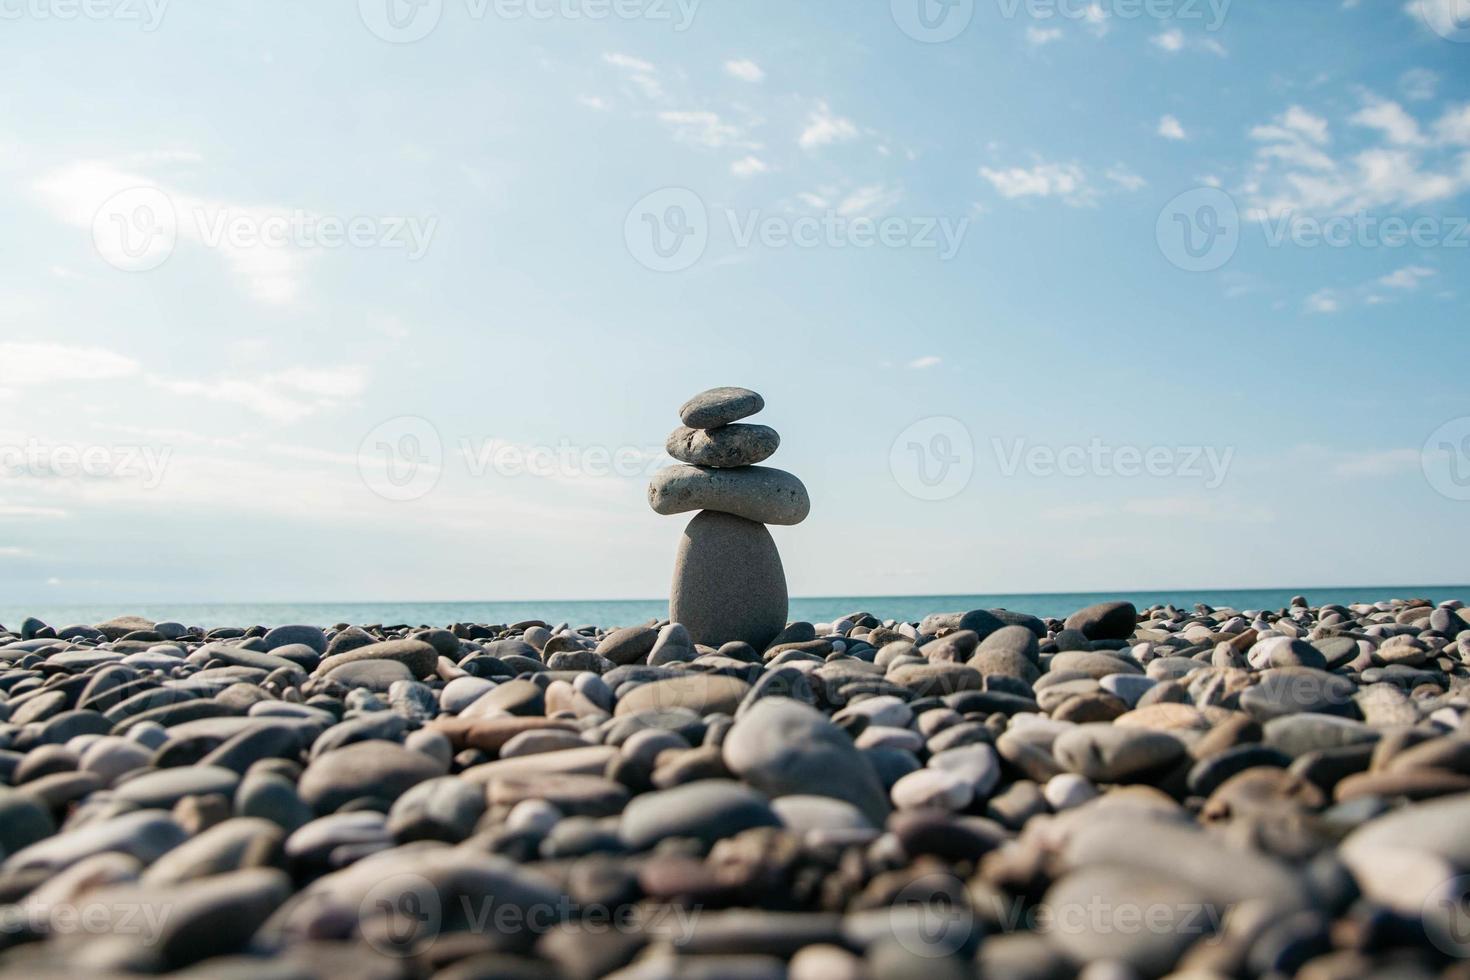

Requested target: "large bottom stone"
[{"left": 671, "top": 510, "right": 788, "bottom": 651}]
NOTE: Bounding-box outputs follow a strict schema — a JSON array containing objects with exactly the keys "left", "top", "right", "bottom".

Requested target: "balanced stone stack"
[{"left": 648, "top": 386, "right": 810, "bottom": 651}]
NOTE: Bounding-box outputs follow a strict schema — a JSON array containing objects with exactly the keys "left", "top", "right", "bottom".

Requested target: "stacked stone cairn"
[{"left": 647, "top": 387, "right": 810, "bottom": 651}]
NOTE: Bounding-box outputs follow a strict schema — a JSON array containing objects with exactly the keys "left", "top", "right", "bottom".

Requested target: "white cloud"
[
  {"left": 1158, "top": 114, "right": 1188, "bottom": 141},
  {"left": 602, "top": 52, "right": 654, "bottom": 73},
  {"left": 1400, "top": 68, "right": 1438, "bottom": 102},
  {"left": 0, "top": 342, "right": 140, "bottom": 385},
  {"left": 1241, "top": 100, "right": 1470, "bottom": 221},
  {"left": 907, "top": 356, "right": 942, "bottom": 370},
  {"left": 577, "top": 95, "right": 609, "bottom": 111},
  {"left": 730, "top": 156, "right": 769, "bottom": 178},
  {"left": 980, "top": 161, "right": 1093, "bottom": 206},
  {"left": 1104, "top": 166, "right": 1147, "bottom": 191},
  {"left": 1027, "top": 26, "right": 1063, "bottom": 45},
  {"left": 1351, "top": 98, "right": 1426, "bottom": 146},
  {"left": 1151, "top": 28, "right": 1185, "bottom": 51},
  {"left": 1305, "top": 289, "right": 1340, "bottom": 314},
  {"left": 724, "top": 59, "right": 764, "bottom": 83},
  {"left": 1150, "top": 28, "right": 1225, "bottom": 55},
  {"left": 602, "top": 52, "right": 663, "bottom": 100},
  {"left": 0, "top": 501, "right": 67, "bottom": 518},
  {"left": 0, "top": 546, "right": 30, "bottom": 557},
  {"left": 32, "top": 160, "right": 321, "bottom": 307},
  {"left": 1436, "top": 103, "right": 1470, "bottom": 145},
  {"left": 658, "top": 111, "right": 750, "bottom": 149},
  {"left": 837, "top": 184, "right": 904, "bottom": 217},
  {"left": 1379, "top": 265, "right": 1436, "bottom": 289},
  {"left": 148, "top": 365, "right": 369, "bottom": 423},
  {"left": 799, "top": 102, "right": 859, "bottom": 150}
]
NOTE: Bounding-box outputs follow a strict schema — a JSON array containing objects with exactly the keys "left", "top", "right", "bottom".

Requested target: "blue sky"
[{"left": 1, "top": 0, "right": 1468, "bottom": 606}]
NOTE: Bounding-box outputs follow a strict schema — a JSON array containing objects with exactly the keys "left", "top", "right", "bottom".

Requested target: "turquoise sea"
[{"left": 3, "top": 587, "right": 1465, "bottom": 631}]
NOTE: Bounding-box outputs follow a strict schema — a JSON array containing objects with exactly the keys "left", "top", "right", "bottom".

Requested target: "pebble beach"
[{"left": 1, "top": 596, "right": 1469, "bottom": 978}]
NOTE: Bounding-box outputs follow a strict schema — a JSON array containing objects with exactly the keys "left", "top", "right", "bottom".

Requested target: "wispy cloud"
[
  {"left": 980, "top": 160, "right": 1095, "bottom": 206},
  {"left": 602, "top": 51, "right": 663, "bottom": 100},
  {"left": 0, "top": 342, "right": 139, "bottom": 385},
  {"left": 1241, "top": 98, "right": 1470, "bottom": 221},
  {"left": 1027, "top": 26, "right": 1063, "bottom": 45},
  {"left": 799, "top": 101, "right": 858, "bottom": 150},
  {"left": 730, "top": 155, "right": 769, "bottom": 178},
  {"left": 907, "top": 355, "right": 942, "bottom": 369},
  {"left": 1379, "top": 265, "right": 1436, "bottom": 289},
  {"left": 147, "top": 365, "right": 370, "bottom": 423},
  {"left": 724, "top": 59, "right": 764, "bottom": 83},
  {"left": 1158, "top": 114, "right": 1188, "bottom": 141},
  {"left": 658, "top": 110, "right": 752, "bottom": 149},
  {"left": 1305, "top": 289, "right": 1340, "bottom": 314}
]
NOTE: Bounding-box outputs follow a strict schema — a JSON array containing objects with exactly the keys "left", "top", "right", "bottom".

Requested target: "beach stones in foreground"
[{"left": 1, "top": 592, "right": 1469, "bottom": 976}]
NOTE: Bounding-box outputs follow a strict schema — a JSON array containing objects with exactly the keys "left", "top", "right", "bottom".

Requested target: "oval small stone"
[
  {"left": 679, "top": 386, "right": 765, "bottom": 428},
  {"left": 666, "top": 424, "right": 780, "bottom": 469}
]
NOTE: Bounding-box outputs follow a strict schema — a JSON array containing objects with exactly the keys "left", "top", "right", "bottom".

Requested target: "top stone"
[{"left": 679, "top": 387, "right": 764, "bottom": 428}]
